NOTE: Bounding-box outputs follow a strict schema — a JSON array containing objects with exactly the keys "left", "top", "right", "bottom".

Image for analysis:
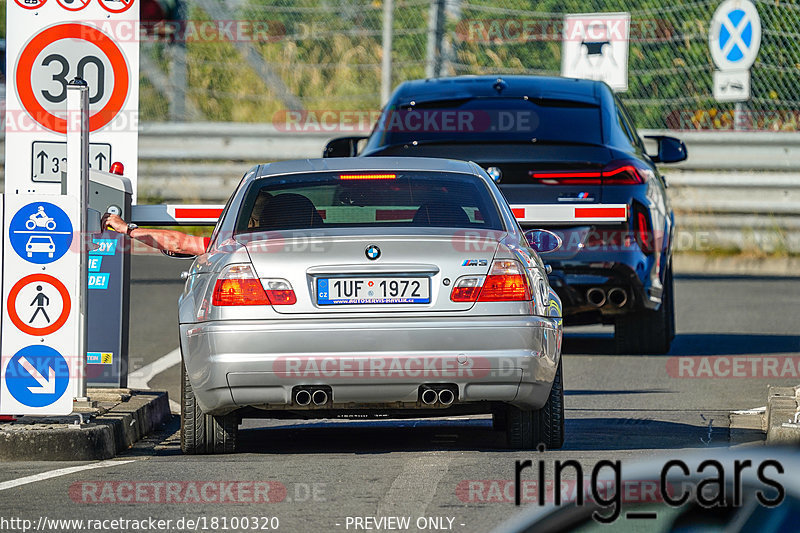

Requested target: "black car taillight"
[
  {"left": 529, "top": 159, "right": 653, "bottom": 185},
  {"left": 633, "top": 205, "right": 655, "bottom": 254}
]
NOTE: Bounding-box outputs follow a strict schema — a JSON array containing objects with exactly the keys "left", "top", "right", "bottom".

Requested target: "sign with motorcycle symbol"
[{"left": 8, "top": 201, "right": 74, "bottom": 264}]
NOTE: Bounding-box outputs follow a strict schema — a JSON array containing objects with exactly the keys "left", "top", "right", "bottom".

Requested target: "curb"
[
  {"left": 765, "top": 385, "right": 800, "bottom": 445},
  {"left": 674, "top": 254, "right": 800, "bottom": 277},
  {"left": 0, "top": 389, "right": 171, "bottom": 461}
]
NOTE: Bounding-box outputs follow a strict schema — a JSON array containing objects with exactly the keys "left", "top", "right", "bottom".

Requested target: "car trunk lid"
[{"left": 239, "top": 230, "right": 504, "bottom": 314}]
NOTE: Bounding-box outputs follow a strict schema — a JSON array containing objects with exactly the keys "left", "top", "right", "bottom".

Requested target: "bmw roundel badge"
[{"left": 365, "top": 244, "right": 381, "bottom": 260}]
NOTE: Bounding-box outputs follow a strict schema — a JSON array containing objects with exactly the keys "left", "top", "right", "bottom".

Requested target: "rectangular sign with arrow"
[{"left": 32, "top": 141, "right": 112, "bottom": 183}]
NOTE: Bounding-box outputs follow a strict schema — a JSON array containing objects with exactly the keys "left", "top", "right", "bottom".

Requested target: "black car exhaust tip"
[
  {"left": 295, "top": 389, "right": 312, "bottom": 406},
  {"left": 607, "top": 287, "right": 628, "bottom": 308},
  {"left": 421, "top": 388, "right": 438, "bottom": 405},
  {"left": 586, "top": 287, "right": 606, "bottom": 307},
  {"left": 437, "top": 389, "right": 455, "bottom": 406},
  {"left": 312, "top": 389, "right": 329, "bottom": 406}
]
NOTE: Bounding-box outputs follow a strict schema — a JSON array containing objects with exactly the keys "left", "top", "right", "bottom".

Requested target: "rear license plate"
[{"left": 317, "top": 277, "right": 430, "bottom": 305}]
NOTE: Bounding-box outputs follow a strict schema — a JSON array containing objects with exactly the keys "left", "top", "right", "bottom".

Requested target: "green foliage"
[{"left": 2, "top": 0, "right": 798, "bottom": 129}]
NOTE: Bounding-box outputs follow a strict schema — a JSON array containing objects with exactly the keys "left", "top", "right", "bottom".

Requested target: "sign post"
[
  {"left": 709, "top": 0, "right": 762, "bottom": 128},
  {"left": 66, "top": 79, "right": 90, "bottom": 401}
]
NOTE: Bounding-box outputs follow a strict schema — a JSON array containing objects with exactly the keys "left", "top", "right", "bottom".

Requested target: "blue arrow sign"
[
  {"left": 5, "top": 346, "right": 71, "bottom": 407},
  {"left": 8, "top": 202, "right": 74, "bottom": 264}
]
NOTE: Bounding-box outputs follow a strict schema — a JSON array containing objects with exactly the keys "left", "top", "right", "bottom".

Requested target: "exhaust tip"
[
  {"left": 312, "top": 389, "right": 329, "bottom": 406},
  {"left": 438, "top": 389, "right": 455, "bottom": 406},
  {"left": 607, "top": 287, "right": 628, "bottom": 308},
  {"left": 295, "top": 389, "right": 311, "bottom": 406},
  {"left": 586, "top": 287, "right": 606, "bottom": 307},
  {"left": 421, "top": 388, "right": 438, "bottom": 405}
]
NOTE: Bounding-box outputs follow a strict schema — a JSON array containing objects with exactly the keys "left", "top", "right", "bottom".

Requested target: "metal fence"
[{"left": 135, "top": 0, "right": 800, "bottom": 130}]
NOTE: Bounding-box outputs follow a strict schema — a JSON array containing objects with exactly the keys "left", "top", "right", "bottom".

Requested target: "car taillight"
[
  {"left": 529, "top": 160, "right": 651, "bottom": 185},
  {"left": 212, "top": 264, "right": 269, "bottom": 306},
  {"left": 478, "top": 260, "right": 531, "bottom": 302},
  {"left": 263, "top": 279, "right": 297, "bottom": 305},
  {"left": 635, "top": 210, "right": 655, "bottom": 254},
  {"left": 602, "top": 160, "right": 648, "bottom": 185},
  {"left": 450, "top": 276, "right": 485, "bottom": 302}
]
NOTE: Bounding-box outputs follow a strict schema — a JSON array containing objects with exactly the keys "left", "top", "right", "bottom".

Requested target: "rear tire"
[
  {"left": 614, "top": 265, "right": 674, "bottom": 355},
  {"left": 506, "top": 359, "right": 564, "bottom": 450},
  {"left": 181, "top": 361, "right": 238, "bottom": 454}
]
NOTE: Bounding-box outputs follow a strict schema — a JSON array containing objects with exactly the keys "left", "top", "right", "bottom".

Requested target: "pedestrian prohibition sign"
[
  {"left": 709, "top": 0, "right": 761, "bottom": 71},
  {"left": 5, "top": 346, "right": 71, "bottom": 408},
  {"left": 7, "top": 274, "right": 72, "bottom": 336}
]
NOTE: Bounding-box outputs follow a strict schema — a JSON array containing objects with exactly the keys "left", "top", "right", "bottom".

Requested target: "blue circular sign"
[
  {"left": 5, "top": 345, "right": 71, "bottom": 407},
  {"left": 709, "top": 0, "right": 761, "bottom": 71},
  {"left": 8, "top": 202, "right": 74, "bottom": 264}
]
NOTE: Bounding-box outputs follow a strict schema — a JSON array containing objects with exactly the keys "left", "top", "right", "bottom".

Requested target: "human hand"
[{"left": 101, "top": 213, "right": 129, "bottom": 233}]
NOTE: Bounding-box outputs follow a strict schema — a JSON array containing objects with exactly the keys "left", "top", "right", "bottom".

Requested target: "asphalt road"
[{"left": 1, "top": 253, "right": 799, "bottom": 533}]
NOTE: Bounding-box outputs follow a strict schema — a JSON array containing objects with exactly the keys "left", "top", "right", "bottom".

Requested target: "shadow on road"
[
  {"left": 669, "top": 334, "right": 800, "bottom": 356},
  {"left": 563, "top": 332, "right": 800, "bottom": 356},
  {"left": 566, "top": 389, "right": 673, "bottom": 396},
  {"left": 218, "top": 416, "right": 733, "bottom": 454}
]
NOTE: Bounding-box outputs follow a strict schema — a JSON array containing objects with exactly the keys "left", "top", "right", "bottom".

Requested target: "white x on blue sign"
[{"left": 709, "top": 0, "right": 761, "bottom": 71}]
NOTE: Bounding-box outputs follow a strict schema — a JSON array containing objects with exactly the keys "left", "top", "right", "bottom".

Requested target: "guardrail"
[{"left": 2, "top": 125, "right": 799, "bottom": 251}]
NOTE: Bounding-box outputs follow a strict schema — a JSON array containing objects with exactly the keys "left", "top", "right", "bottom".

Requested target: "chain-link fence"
[{"left": 133, "top": 0, "right": 800, "bottom": 130}]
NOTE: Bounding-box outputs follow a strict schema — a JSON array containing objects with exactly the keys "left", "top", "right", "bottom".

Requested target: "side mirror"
[
  {"left": 161, "top": 249, "right": 196, "bottom": 259},
  {"left": 645, "top": 135, "right": 687, "bottom": 163},
  {"left": 323, "top": 136, "right": 368, "bottom": 158},
  {"left": 525, "top": 229, "right": 562, "bottom": 254}
]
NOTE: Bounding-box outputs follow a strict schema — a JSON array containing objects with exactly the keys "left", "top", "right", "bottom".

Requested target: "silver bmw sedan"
[{"left": 178, "top": 157, "right": 564, "bottom": 453}]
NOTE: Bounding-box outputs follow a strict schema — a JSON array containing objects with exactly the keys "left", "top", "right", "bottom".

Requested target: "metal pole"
[
  {"left": 425, "top": 0, "right": 446, "bottom": 78},
  {"left": 734, "top": 102, "right": 745, "bottom": 131},
  {"left": 381, "top": 0, "right": 394, "bottom": 105},
  {"left": 169, "top": 0, "right": 187, "bottom": 121},
  {"left": 66, "top": 78, "right": 90, "bottom": 401}
]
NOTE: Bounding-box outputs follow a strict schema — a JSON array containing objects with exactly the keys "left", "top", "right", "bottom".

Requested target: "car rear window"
[
  {"left": 234, "top": 171, "right": 504, "bottom": 233},
  {"left": 368, "top": 97, "right": 602, "bottom": 148}
]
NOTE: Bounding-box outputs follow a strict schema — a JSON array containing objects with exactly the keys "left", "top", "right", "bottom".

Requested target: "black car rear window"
[
  {"left": 368, "top": 97, "right": 602, "bottom": 148},
  {"left": 235, "top": 171, "right": 504, "bottom": 233}
]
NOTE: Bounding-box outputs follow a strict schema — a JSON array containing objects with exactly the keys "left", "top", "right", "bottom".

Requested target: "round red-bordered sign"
[
  {"left": 98, "top": 0, "right": 135, "bottom": 14},
  {"left": 14, "top": 0, "right": 47, "bottom": 9},
  {"left": 15, "top": 23, "right": 130, "bottom": 134},
  {"left": 56, "top": 0, "right": 91, "bottom": 11},
  {"left": 7, "top": 274, "right": 72, "bottom": 336}
]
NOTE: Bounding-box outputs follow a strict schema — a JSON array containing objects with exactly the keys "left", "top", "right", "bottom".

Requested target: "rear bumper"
[
  {"left": 179, "top": 315, "right": 562, "bottom": 415},
  {"left": 543, "top": 244, "right": 666, "bottom": 318},
  {"left": 547, "top": 249, "right": 662, "bottom": 319}
]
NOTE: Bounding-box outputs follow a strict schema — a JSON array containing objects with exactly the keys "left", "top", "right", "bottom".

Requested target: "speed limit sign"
[
  {"left": 4, "top": 0, "right": 140, "bottom": 199},
  {"left": 16, "top": 23, "right": 130, "bottom": 134}
]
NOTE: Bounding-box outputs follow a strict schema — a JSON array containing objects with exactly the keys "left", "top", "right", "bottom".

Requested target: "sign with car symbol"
[
  {"left": 562, "top": 12, "right": 631, "bottom": 92},
  {"left": 8, "top": 201, "right": 73, "bottom": 264},
  {"left": 1, "top": 194, "right": 80, "bottom": 415}
]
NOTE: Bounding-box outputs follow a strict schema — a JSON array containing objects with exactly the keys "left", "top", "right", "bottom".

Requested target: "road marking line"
[
  {"left": 0, "top": 460, "right": 136, "bottom": 492},
  {"left": 128, "top": 347, "right": 181, "bottom": 388},
  {"left": 376, "top": 453, "right": 452, "bottom": 518},
  {"left": 128, "top": 347, "right": 182, "bottom": 413}
]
